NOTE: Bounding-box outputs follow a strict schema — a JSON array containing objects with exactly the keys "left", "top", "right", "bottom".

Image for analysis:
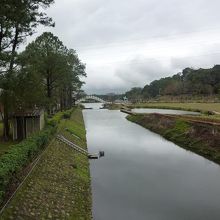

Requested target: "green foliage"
[
  {"left": 126, "top": 114, "right": 144, "bottom": 123},
  {"left": 0, "top": 0, "right": 54, "bottom": 139},
  {"left": 171, "top": 120, "right": 189, "bottom": 133},
  {"left": 63, "top": 111, "right": 72, "bottom": 119},
  {"left": 0, "top": 0, "right": 54, "bottom": 56},
  {"left": 47, "top": 112, "right": 64, "bottom": 127},
  {"left": 47, "top": 109, "right": 73, "bottom": 127},
  {"left": 0, "top": 2, "right": 85, "bottom": 139},
  {"left": 19, "top": 32, "right": 86, "bottom": 112}
]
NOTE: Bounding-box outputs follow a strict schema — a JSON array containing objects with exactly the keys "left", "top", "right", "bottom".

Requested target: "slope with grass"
[{"left": 0, "top": 108, "right": 92, "bottom": 219}]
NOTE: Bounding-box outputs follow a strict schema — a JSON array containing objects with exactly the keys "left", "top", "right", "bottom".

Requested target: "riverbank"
[
  {"left": 127, "top": 113, "right": 220, "bottom": 165},
  {"left": 0, "top": 108, "right": 92, "bottom": 219}
]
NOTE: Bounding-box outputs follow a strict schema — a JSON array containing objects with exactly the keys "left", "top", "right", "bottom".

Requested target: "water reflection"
[{"left": 83, "top": 108, "right": 220, "bottom": 220}]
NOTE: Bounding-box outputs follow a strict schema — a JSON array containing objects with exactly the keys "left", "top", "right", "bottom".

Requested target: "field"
[{"left": 0, "top": 108, "right": 92, "bottom": 219}]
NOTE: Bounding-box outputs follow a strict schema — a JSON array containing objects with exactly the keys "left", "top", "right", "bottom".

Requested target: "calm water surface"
[
  {"left": 83, "top": 103, "right": 220, "bottom": 220},
  {"left": 132, "top": 108, "right": 200, "bottom": 115}
]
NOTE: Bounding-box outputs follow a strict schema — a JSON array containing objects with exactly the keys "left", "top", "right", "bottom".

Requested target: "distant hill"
[{"left": 125, "top": 65, "right": 220, "bottom": 101}]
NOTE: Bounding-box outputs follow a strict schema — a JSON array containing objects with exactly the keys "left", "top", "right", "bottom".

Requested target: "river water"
[
  {"left": 132, "top": 108, "right": 200, "bottom": 115},
  {"left": 83, "top": 103, "right": 220, "bottom": 220}
]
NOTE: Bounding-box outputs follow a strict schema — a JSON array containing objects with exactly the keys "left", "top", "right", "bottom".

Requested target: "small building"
[{"left": 12, "top": 109, "right": 45, "bottom": 141}]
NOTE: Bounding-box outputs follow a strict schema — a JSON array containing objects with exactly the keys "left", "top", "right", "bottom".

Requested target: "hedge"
[{"left": 0, "top": 110, "right": 72, "bottom": 205}]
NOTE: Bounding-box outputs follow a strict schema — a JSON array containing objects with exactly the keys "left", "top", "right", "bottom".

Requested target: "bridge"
[{"left": 76, "top": 95, "right": 108, "bottom": 104}]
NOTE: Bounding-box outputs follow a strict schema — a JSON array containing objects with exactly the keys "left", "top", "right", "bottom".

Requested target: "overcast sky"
[{"left": 31, "top": 0, "right": 220, "bottom": 94}]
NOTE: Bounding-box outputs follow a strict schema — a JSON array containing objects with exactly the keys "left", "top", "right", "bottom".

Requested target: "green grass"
[
  {"left": 170, "top": 120, "right": 190, "bottom": 133},
  {"left": 0, "top": 108, "right": 92, "bottom": 220}
]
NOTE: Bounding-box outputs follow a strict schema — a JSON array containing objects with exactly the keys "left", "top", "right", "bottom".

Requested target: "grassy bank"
[
  {"left": 127, "top": 113, "right": 220, "bottom": 165},
  {"left": 0, "top": 108, "right": 92, "bottom": 219}
]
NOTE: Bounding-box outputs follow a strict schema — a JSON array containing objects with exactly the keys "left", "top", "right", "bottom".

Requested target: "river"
[
  {"left": 83, "top": 103, "right": 220, "bottom": 220},
  {"left": 132, "top": 108, "right": 200, "bottom": 115}
]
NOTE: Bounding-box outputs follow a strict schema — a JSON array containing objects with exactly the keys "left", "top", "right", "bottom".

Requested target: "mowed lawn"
[{"left": 132, "top": 102, "right": 220, "bottom": 113}]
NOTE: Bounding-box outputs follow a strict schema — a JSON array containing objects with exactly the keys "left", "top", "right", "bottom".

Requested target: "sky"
[{"left": 30, "top": 0, "right": 220, "bottom": 94}]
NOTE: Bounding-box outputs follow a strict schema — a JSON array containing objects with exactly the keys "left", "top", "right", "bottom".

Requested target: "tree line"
[
  {"left": 0, "top": 0, "right": 86, "bottom": 140},
  {"left": 125, "top": 65, "right": 220, "bottom": 102}
]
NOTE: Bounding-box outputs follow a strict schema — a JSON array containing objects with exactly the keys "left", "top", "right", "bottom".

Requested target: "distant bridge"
[{"left": 76, "top": 95, "right": 108, "bottom": 104}]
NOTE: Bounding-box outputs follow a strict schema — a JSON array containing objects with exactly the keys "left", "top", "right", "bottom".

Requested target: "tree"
[
  {"left": 0, "top": 0, "right": 54, "bottom": 140},
  {"left": 21, "top": 32, "right": 86, "bottom": 113},
  {"left": 125, "top": 87, "right": 143, "bottom": 103},
  {"left": 126, "top": 65, "right": 220, "bottom": 101}
]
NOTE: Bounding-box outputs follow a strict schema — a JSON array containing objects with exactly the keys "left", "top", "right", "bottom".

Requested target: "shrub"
[{"left": 47, "top": 112, "right": 63, "bottom": 127}]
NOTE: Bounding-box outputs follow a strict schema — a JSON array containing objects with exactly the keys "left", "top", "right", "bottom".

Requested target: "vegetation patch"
[
  {"left": 0, "top": 108, "right": 92, "bottom": 220},
  {"left": 127, "top": 113, "right": 220, "bottom": 165}
]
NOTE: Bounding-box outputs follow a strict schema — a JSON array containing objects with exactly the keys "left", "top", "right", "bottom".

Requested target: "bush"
[{"left": 47, "top": 112, "right": 63, "bottom": 127}]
